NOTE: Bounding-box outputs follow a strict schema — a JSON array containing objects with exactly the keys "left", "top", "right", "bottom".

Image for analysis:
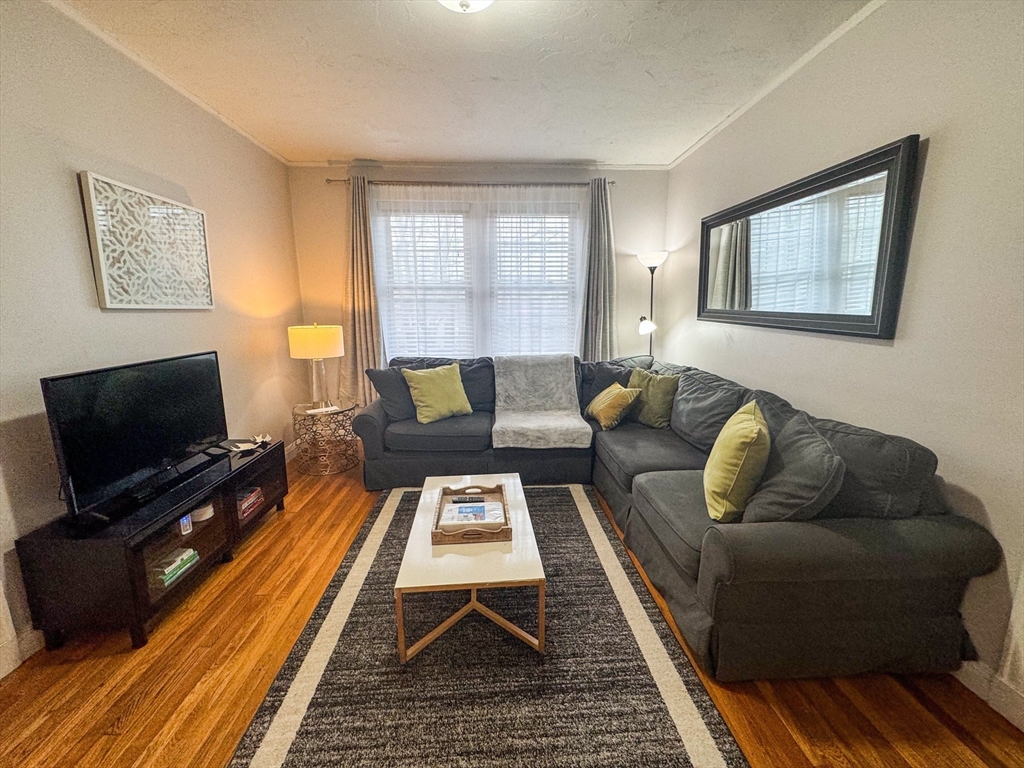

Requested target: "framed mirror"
[{"left": 698, "top": 135, "right": 919, "bottom": 338}]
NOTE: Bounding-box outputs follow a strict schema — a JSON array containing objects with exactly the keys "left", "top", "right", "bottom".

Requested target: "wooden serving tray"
[{"left": 431, "top": 483, "right": 512, "bottom": 545}]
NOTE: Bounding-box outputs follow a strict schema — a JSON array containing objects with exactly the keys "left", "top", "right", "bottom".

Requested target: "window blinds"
[
  {"left": 749, "top": 171, "right": 886, "bottom": 315},
  {"left": 369, "top": 184, "right": 589, "bottom": 358}
]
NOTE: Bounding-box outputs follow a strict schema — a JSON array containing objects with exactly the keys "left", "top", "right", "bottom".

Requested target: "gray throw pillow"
[
  {"left": 743, "top": 412, "right": 846, "bottom": 523},
  {"left": 669, "top": 369, "right": 751, "bottom": 452},
  {"left": 365, "top": 367, "right": 417, "bottom": 421}
]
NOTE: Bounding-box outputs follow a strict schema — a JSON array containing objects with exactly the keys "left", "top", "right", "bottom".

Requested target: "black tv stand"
[{"left": 16, "top": 441, "right": 288, "bottom": 649}]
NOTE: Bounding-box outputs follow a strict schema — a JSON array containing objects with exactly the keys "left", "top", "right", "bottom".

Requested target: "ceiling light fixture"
[{"left": 438, "top": 0, "right": 494, "bottom": 13}]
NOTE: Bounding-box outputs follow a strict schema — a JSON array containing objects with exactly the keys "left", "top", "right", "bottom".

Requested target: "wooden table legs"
[{"left": 395, "top": 579, "right": 546, "bottom": 663}]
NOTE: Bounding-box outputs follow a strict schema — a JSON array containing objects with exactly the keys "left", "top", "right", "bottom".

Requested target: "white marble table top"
[{"left": 395, "top": 473, "right": 545, "bottom": 591}]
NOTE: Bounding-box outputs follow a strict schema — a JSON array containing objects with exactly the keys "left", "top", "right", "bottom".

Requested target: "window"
[
  {"left": 369, "top": 184, "right": 589, "bottom": 358},
  {"left": 749, "top": 171, "right": 886, "bottom": 315}
]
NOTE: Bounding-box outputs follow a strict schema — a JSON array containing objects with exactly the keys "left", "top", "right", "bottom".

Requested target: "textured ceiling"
[{"left": 62, "top": 0, "right": 868, "bottom": 165}]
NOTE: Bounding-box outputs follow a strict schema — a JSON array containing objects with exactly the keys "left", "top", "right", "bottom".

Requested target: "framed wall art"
[{"left": 79, "top": 171, "right": 214, "bottom": 310}]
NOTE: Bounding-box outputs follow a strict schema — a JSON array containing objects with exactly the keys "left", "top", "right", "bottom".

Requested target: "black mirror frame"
[{"left": 697, "top": 135, "right": 919, "bottom": 339}]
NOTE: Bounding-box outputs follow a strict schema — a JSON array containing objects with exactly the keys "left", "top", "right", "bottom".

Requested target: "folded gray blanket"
[{"left": 492, "top": 354, "right": 592, "bottom": 449}]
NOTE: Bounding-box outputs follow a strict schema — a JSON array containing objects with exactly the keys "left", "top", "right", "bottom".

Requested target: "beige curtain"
[
  {"left": 348, "top": 176, "right": 382, "bottom": 405},
  {"left": 581, "top": 178, "right": 618, "bottom": 361}
]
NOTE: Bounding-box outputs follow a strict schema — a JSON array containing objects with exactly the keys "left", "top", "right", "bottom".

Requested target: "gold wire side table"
[{"left": 292, "top": 404, "right": 359, "bottom": 475}]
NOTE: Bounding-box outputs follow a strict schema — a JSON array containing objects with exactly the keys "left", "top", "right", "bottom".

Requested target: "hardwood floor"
[{"left": 0, "top": 465, "right": 1020, "bottom": 767}]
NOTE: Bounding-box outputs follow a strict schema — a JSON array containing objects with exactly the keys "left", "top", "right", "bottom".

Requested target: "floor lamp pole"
[{"left": 648, "top": 266, "right": 656, "bottom": 356}]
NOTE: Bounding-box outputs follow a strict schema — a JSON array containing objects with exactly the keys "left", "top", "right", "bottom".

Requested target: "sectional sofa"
[{"left": 353, "top": 355, "right": 1002, "bottom": 680}]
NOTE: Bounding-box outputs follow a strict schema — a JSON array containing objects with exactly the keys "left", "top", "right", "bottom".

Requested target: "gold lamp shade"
[
  {"left": 288, "top": 324, "right": 344, "bottom": 411},
  {"left": 288, "top": 324, "right": 345, "bottom": 360}
]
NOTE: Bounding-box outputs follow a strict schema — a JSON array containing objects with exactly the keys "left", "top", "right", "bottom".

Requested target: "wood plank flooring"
[{"left": 0, "top": 466, "right": 1020, "bottom": 767}]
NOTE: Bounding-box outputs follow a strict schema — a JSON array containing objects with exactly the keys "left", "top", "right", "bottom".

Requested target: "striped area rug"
[{"left": 231, "top": 485, "right": 748, "bottom": 768}]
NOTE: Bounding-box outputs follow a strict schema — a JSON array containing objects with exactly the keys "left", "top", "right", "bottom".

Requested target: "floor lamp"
[
  {"left": 288, "top": 323, "right": 345, "bottom": 411},
  {"left": 637, "top": 251, "right": 668, "bottom": 355}
]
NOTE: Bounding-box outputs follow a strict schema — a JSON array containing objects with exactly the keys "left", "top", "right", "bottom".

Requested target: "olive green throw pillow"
[
  {"left": 704, "top": 401, "right": 771, "bottom": 522},
  {"left": 586, "top": 382, "right": 641, "bottom": 431},
  {"left": 401, "top": 363, "right": 473, "bottom": 424},
  {"left": 627, "top": 368, "right": 680, "bottom": 428}
]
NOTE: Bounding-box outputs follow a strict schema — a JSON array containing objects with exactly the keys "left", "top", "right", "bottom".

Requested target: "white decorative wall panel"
[{"left": 80, "top": 172, "right": 213, "bottom": 309}]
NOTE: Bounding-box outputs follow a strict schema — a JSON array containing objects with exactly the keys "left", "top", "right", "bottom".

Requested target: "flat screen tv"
[{"left": 41, "top": 352, "right": 229, "bottom": 525}]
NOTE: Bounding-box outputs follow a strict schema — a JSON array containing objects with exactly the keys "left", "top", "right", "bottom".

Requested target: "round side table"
[{"left": 292, "top": 404, "right": 359, "bottom": 475}]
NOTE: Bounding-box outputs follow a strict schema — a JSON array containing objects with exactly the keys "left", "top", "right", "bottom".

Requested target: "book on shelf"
[
  {"left": 237, "top": 486, "right": 265, "bottom": 519},
  {"left": 152, "top": 547, "right": 199, "bottom": 587}
]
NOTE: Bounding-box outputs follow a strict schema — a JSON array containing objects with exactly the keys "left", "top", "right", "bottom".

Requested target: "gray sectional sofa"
[{"left": 353, "top": 354, "right": 1002, "bottom": 681}]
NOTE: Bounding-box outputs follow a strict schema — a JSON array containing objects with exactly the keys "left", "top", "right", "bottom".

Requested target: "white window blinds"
[
  {"left": 369, "top": 184, "right": 589, "bottom": 358},
  {"left": 749, "top": 171, "right": 887, "bottom": 315}
]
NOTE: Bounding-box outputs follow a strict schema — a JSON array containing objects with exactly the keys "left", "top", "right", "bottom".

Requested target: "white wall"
[
  {"left": 661, "top": 0, "right": 1023, "bottom": 726},
  {"left": 0, "top": 1, "right": 306, "bottom": 677},
  {"left": 289, "top": 163, "right": 668, "bottom": 400}
]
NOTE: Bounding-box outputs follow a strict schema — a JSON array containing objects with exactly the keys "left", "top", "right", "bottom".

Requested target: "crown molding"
[
  {"left": 45, "top": 0, "right": 291, "bottom": 165},
  {"left": 667, "top": 0, "right": 888, "bottom": 170}
]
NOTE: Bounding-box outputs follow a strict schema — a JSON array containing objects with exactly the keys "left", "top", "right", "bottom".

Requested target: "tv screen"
[{"left": 41, "top": 352, "right": 228, "bottom": 522}]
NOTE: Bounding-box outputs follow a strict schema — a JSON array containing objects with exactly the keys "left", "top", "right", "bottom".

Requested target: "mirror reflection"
[{"left": 706, "top": 171, "right": 888, "bottom": 315}]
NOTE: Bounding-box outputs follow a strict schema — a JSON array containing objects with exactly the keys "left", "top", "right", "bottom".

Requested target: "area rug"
[{"left": 230, "top": 486, "right": 748, "bottom": 768}]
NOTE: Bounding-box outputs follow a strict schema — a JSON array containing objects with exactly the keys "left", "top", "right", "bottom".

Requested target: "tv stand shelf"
[{"left": 16, "top": 441, "right": 288, "bottom": 649}]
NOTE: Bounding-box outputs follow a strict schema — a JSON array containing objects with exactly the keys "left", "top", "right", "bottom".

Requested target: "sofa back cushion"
[
  {"left": 652, "top": 361, "right": 695, "bottom": 376},
  {"left": 388, "top": 356, "right": 496, "bottom": 412},
  {"left": 812, "top": 418, "right": 938, "bottom": 519},
  {"left": 670, "top": 369, "right": 752, "bottom": 452},
  {"left": 744, "top": 389, "right": 799, "bottom": 439},
  {"left": 611, "top": 354, "right": 654, "bottom": 370}
]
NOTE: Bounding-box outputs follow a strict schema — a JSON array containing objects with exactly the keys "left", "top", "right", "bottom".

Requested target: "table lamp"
[{"left": 288, "top": 324, "right": 345, "bottom": 411}]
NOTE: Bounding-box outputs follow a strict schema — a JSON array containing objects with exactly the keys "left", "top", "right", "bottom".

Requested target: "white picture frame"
[{"left": 79, "top": 171, "right": 214, "bottom": 310}]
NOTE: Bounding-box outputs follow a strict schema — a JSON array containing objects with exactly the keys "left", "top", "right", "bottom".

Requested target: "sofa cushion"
[
  {"left": 586, "top": 382, "right": 641, "bottom": 430},
  {"left": 744, "top": 389, "right": 799, "bottom": 439},
  {"left": 388, "top": 357, "right": 496, "bottom": 412},
  {"left": 595, "top": 422, "right": 708, "bottom": 490},
  {"left": 632, "top": 470, "right": 717, "bottom": 581},
  {"left": 401, "top": 362, "right": 473, "bottom": 424},
  {"left": 744, "top": 412, "right": 846, "bottom": 523},
  {"left": 579, "top": 361, "right": 634, "bottom": 409},
  {"left": 384, "top": 411, "right": 493, "bottom": 452},
  {"left": 365, "top": 366, "right": 417, "bottom": 421},
  {"left": 628, "top": 368, "right": 680, "bottom": 429},
  {"left": 704, "top": 402, "right": 771, "bottom": 522},
  {"left": 652, "top": 361, "right": 695, "bottom": 376},
  {"left": 670, "top": 369, "right": 752, "bottom": 452},
  {"left": 813, "top": 419, "right": 938, "bottom": 519},
  {"left": 610, "top": 354, "right": 654, "bottom": 370}
]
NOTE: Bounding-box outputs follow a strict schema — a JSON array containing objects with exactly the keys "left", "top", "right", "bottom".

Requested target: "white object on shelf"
[{"left": 192, "top": 502, "right": 215, "bottom": 522}]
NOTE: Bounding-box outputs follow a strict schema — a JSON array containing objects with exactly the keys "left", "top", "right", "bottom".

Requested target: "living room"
[{"left": 1, "top": 0, "right": 1021, "bottom": 766}]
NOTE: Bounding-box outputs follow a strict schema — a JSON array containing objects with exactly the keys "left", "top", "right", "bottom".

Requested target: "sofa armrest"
[
  {"left": 352, "top": 399, "right": 389, "bottom": 460},
  {"left": 697, "top": 515, "right": 1002, "bottom": 613}
]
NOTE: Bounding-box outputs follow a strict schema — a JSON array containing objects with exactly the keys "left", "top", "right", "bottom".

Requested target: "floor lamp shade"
[{"left": 288, "top": 324, "right": 344, "bottom": 410}]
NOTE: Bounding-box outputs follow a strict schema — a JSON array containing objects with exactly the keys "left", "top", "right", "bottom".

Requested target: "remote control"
[{"left": 452, "top": 496, "right": 485, "bottom": 504}]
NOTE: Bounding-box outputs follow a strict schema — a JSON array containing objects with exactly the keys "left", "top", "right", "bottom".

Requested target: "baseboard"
[
  {"left": 0, "top": 627, "right": 44, "bottom": 680},
  {"left": 955, "top": 661, "right": 1024, "bottom": 731},
  {"left": 285, "top": 440, "right": 297, "bottom": 461}
]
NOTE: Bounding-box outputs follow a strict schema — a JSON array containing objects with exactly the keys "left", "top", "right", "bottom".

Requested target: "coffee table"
[{"left": 394, "top": 473, "right": 546, "bottom": 663}]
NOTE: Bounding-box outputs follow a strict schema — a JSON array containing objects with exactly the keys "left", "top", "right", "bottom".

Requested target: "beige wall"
[
  {"left": 661, "top": 0, "right": 1023, "bottom": 723},
  {"left": 289, "top": 164, "right": 668, "bottom": 400},
  {"left": 0, "top": 1, "right": 306, "bottom": 677}
]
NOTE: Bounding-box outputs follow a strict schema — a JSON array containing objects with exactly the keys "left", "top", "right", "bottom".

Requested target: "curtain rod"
[{"left": 324, "top": 178, "right": 613, "bottom": 186}]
